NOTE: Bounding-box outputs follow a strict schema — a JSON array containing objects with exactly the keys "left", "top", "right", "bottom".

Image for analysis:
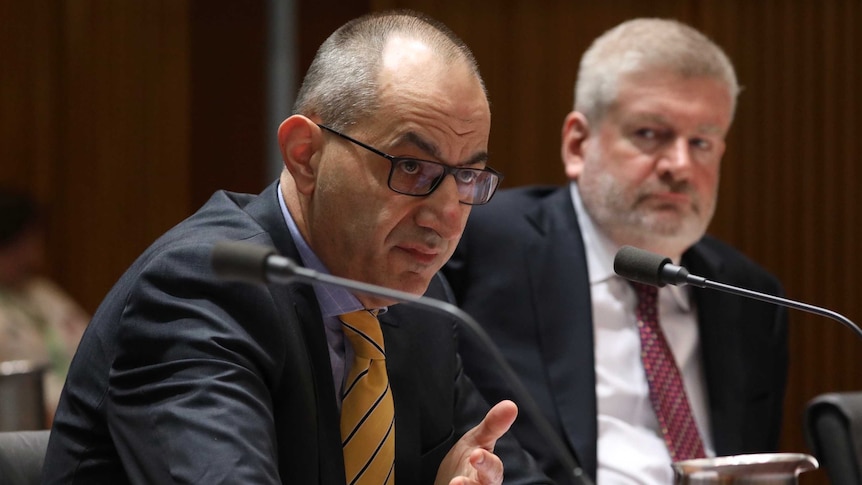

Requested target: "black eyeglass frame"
[{"left": 317, "top": 123, "right": 503, "bottom": 205}]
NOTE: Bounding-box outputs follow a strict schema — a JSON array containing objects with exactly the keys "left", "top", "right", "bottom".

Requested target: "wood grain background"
[{"left": 2, "top": 2, "right": 859, "bottom": 482}]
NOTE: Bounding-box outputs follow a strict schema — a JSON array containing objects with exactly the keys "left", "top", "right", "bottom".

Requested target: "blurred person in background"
[
  {"left": 444, "top": 18, "right": 788, "bottom": 485},
  {"left": 0, "top": 188, "right": 89, "bottom": 423}
]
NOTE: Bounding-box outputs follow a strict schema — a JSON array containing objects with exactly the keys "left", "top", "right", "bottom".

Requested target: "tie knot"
[
  {"left": 630, "top": 282, "right": 660, "bottom": 323},
  {"left": 339, "top": 310, "right": 385, "bottom": 359},
  {"left": 630, "top": 281, "right": 659, "bottom": 303}
]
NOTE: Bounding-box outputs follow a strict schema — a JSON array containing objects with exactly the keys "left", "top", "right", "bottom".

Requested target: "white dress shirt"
[{"left": 570, "top": 183, "right": 715, "bottom": 484}]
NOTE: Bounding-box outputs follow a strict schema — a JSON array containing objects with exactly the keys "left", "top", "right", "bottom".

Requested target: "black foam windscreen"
[
  {"left": 613, "top": 245, "right": 672, "bottom": 287},
  {"left": 211, "top": 241, "right": 275, "bottom": 284}
]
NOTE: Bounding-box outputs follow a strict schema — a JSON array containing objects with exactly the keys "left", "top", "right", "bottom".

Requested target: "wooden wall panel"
[
  {"left": 3, "top": 1, "right": 860, "bottom": 483},
  {"left": 2, "top": 1, "right": 270, "bottom": 314},
  {"left": 55, "top": 1, "right": 193, "bottom": 313},
  {"left": 2, "top": 1, "right": 192, "bottom": 312},
  {"left": 296, "top": 0, "right": 370, "bottom": 74},
  {"left": 0, "top": 0, "right": 61, "bottom": 201},
  {"left": 189, "top": 0, "right": 268, "bottom": 209},
  {"left": 695, "top": 4, "right": 862, "bottom": 482}
]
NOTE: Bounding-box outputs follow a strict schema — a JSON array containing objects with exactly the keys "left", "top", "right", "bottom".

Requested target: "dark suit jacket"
[
  {"left": 42, "top": 183, "right": 549, "bottom": 484},
  {"left": 443, "top": 186, "right": 789, "bottom": 484}
]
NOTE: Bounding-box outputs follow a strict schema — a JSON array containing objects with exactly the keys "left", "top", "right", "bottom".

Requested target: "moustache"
[{"left": 645, "top": 179, "right": 695, "bottom": 197}]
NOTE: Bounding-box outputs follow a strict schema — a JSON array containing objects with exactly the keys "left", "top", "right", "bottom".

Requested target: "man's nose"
[
  {"left": 417, "top": 175, "right": 465, "bottom": 239},
  {"left": 657, "top": 138, "right": 694, "bottom": 179}
]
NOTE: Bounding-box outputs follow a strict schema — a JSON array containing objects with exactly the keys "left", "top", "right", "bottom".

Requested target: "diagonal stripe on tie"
[
  {"left": 342, "top": 321, "right": 386, "bottom": 357},
  {"left": 344, "top": 367, "right": 370, "bottom": 397},
  {"left": 347, "top": 414, "right": 395, "bottom": 485},
  {"left": 342, "top": 381, "right": 391, "bottom": 446}
]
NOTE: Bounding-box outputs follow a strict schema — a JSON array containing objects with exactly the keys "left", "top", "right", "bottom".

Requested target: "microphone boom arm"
[
  {"left": 614, "top": 244, "right": 862, "bottom": 342},
  {"left": 265, "top": 253, "right": 594, "bottom": 485},
  {"left": 680, "top": 273, "right": 862, "bottom": 341}
]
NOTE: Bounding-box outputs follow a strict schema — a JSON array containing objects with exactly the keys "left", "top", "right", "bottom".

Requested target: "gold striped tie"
[{"left": 339, "top": 310, "right": 395, "bottom": 485}]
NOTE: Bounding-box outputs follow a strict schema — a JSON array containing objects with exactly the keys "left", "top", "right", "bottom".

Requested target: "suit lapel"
[
  {"left": 684, "top": 243, "right": 746, "bottom": 455},
  {"left": 245, "top": 183, "right": 347, "bottom": 483},
  {"left": 287, "top": 284, "right": 346, "bottom": 483},
  {"left": 241, "top": 182, "right": 297, "bottom": 258},
  {"left": 524, "top": 188, "right": 598, "bottom": 477}
]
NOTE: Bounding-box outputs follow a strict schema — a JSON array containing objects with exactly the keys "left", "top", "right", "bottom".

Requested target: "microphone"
[
  {"left": 212, "top": 241, "right": 594, "bottom": 485},
  {"left": 613, "top": 245, "right": 862, "bottom": 340}
]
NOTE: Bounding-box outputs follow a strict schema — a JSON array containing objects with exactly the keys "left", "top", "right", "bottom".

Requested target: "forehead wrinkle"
[
  {"left": 400, "top": 131, "right": 441, "bottom": 159},
  {"left": 395, "top": 131, "right": 488, "bottom": 166},
  {"left": 626, "top": 112, "right": 666, "bottom": 125}
]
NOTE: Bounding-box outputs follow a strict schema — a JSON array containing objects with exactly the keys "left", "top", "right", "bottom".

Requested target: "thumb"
[{"left": 466, "top": 400, "right": 518, "bottom": 451}]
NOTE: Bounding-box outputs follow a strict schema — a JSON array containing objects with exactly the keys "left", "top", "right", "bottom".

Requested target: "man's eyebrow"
[
  {"left": 629, "top": 113, "right": 725, "bottom": 136},
  {"left": 397, "top": 131, "right": 488, "bottom": 166},
  {"left": 696, "top": 124, "right": 726, "bottom": 136}
]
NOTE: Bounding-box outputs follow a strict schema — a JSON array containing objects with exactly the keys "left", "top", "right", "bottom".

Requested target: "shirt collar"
[{"left": 569, "top": 182, "right": 691, "bottom": 311}]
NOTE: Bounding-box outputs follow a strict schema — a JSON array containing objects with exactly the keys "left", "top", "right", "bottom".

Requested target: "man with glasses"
[
  {"left": 444, "top": 18, "right": 789, "bottom": 485},
  {"left": 43, "top": 11, "right": 546, "bottom": 485}
]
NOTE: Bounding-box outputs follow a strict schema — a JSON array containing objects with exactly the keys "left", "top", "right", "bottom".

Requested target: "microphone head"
[
  {"left": 613, "top": 245, "right": 672, "bottom": 287},
  {"left": 211, "top": 241, "right": 276, "bottom": 284}
]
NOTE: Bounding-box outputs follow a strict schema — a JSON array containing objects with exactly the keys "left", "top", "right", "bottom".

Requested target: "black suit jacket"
[
  {"left": 443, "top": 186, "right": 789, "bottom": 484},
  {"left": 42, "top": 183, "right": 549, "bottom": 484}
]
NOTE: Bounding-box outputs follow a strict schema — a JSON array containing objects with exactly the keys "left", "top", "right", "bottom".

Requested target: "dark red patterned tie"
[{"left": 631, "top": 282, "right": 706, "bottom": 461}]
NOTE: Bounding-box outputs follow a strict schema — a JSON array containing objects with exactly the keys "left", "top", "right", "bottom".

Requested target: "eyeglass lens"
[{"left": 389, "top": 159, "right": 499, "bottom": 205}]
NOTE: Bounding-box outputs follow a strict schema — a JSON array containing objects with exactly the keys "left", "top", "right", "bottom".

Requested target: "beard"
[{"left": 577, "top": 165, "right": 716, "bottom": 258}]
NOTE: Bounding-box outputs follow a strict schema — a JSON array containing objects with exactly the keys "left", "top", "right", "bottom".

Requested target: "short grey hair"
[
  {"left": 293, "top": 10, "right": 486, "bottom": 132},
  {"left": 575, "top": 18, "right": 739, "bottom": 123}
]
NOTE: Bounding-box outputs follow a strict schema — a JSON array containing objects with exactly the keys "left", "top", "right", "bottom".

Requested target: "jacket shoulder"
[
  {"left": 689, "top": 235, "right": 783, "bottom": 291},
  {"left": 478, "top": 185, "right": 560, "bottom": 213}
]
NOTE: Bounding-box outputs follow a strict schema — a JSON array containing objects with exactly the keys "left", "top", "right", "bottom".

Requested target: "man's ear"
[
  {"left": 561, "top": 111, "right": 590, "bottom": 181},
  {"left": 277, "top": 115, "right": 322, "bottom": 195}
]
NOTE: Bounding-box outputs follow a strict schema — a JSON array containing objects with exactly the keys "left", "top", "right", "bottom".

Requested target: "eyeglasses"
[{"left": 317, "top": 124, "right": 503, "bottom": 205}]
